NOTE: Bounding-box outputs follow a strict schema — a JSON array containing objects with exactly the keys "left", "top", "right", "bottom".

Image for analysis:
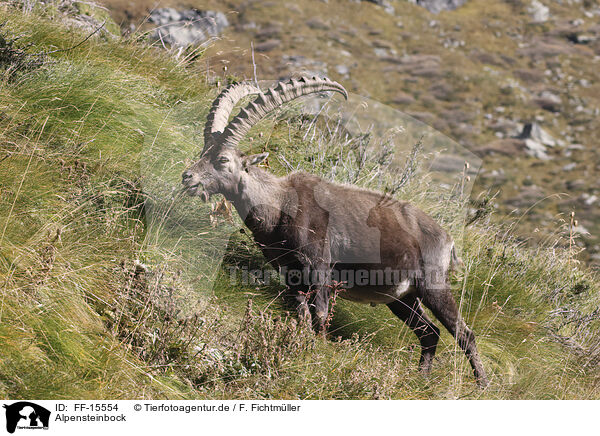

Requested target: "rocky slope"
[{"left": 100, "top": 0, "right": 600, "bottom": 267}]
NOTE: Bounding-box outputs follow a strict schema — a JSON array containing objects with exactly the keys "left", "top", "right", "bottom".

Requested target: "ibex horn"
[
  {"left": 217, "top": 76, "right": 348, "bottom": 150},
  {"left": 203, "top": 82, "right": 262, "bottom": 152}
]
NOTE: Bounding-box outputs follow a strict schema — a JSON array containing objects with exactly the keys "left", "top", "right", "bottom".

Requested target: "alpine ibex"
[{"left": 182, "top": 76, "right": 488, "bottom": 387}]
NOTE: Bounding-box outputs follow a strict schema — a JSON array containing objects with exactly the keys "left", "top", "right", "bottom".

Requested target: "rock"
[
  {"left": 432, "top": 118, "right": 450, "bottom": 133},
  {"left": 407, "top": 111, "right": 435, "bottom": 124},
  {"left": 241, "top": 21, "right": 258, "bottom": 31},
  {"left": 61, "top": 1, "right": 121, "bottom": 37},
  {"left": 571, "top": 18, "right": 584, "bottom": 27},
  {"left": 517, "top": 38, "right": 577, "bottom": 60},
  {"left": 500, "top": 54, "right": 518, "bottom": 66},
  {"left": 255, "top": 25, "right": 282, "bottom": 40},
  {"left": 562, "top": 163, "right": 577, "bottom": 172},
  {"left": 335, "top": 64, "right": 350, "bottom": 76},
  {"left": 442, "top": 37, "right": 466, "bottom": 49},
  {"left": 382, "top": 54, "right": 441, "bottom": 77},
  {"left": 513, "top": 68, "right": 545, "bottom": 83},
  {"left": 572, "top": 224, "right": 590, "bottom": 235},
  {"left": 533, "top": 91, "right": 562, "bottom": 112},
  {"left": 578, "top": 78, "right": 591, "bottom": 87},
  {"left": 306, "top": 18, "right": 330, "bottom": 30},
  {"left": 383, "top": 54, "right": 440, "bottom": 65},
  {"left": 477, "top": 131, "right": 553, "bottom": 160},
  {"left": 533, "top": 97, "right": 560, "bottom": 112},
  {"left": 372, "top": 39, "right": 394, "bottom": 49},
  {"left": 408, "top": 0, "right": 468, "bottom": 14},
  {"left": 328, "top": 32, "right": 349, "bottom": 46},
  {"left": 429, "top": 82, "right": 454, "bottom": 101},
  {"left": 488, "top": 118, "right": 522, "bottom": 137},
  {"left": 528, "top": 0, "right": 550, "bottom": 23},
  {"left": 441, "top": 107, "right": 475, "bottom": 126},
  {"left": 391, "top": 91, "right": 415, "bottom": 105},
  {"left": 516, "top": 122, "right": 557, "bottom": 147},
  {"left": 566, "top": 33, "right": 597, "bottom": 44},
  {"left": 565, "top": 179, "right": 585, "bottom": 191},
  {"left": 507, "top": 188, "right": 544, "bottom": 208},
  {"left": 364, "top": 0, "right": 395, "bottom": 14},
  {"left": 524, "top": 139, "right": 550, "bottom": 159},
  {"left": 374, "top": 48, "right": 390, "bottom": 58},
  {"left": 581, "top": 194, "right": 598, "bottom": 207},
  {"left": 475, "top": 139, "right": 525, "bottom": 157},
  {"left": 506, "top": 185, "right": 545, "bottom": 208},
  {"left": 481, "top": 168, "right": 507, "bottom": 184},
  {"left": 255, "top": 39, "right": 281, "bottom": 52},
  {"left": 149, "top": 9, "right": 229, "bottom": 48},
  {"left": 472, "top": 51, "right": 505, "bottom": 67}
]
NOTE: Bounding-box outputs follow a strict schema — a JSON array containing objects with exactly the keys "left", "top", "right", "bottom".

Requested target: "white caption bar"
[{"left": 1, "top": 400, "right": 596, "bottom": 435}]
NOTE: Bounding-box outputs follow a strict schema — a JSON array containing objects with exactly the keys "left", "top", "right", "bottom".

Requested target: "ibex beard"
[{"left": 181, "top": 76, "right": 489, "bottom": 388}]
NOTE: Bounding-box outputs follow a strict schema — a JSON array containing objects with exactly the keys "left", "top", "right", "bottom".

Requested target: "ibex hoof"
[{"left": 476, "top": 375, "right": 490, "bottom": 389}]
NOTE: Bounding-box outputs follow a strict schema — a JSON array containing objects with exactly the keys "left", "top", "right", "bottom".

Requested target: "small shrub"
[{"left": 234, "top": 299, "right": 314, "bottom": 378}]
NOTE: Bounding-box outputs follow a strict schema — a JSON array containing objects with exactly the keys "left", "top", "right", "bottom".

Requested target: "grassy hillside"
[{"left": 1, "top": 3, "right": 599, "bottom": 399}]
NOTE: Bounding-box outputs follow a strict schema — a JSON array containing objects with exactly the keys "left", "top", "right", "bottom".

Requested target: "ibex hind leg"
[
  {"left": 387, "top": 295, "right": 440, "bottom": 374},
  {"left": 419, "top": 284, "right": 489, "bottom": 388},
  {"left": 312, "top": 285, "right": 330, "bottom": 334}
]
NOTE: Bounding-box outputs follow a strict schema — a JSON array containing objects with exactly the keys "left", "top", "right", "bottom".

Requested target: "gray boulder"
[
  {"left": 149, "top": 8, "right": 229, "bottom": 48},
  {"left": 516, "top": 122, "right": 557, "bottom": 147},
  {"left": 524, "top": 139, "right": 551, "bottom": 160},
  {"left": 515, "top": 122, "right": 558, "bottom": 160},
  {"left": 364, "top": 0, "right": 395, "bottom": 14},
  {"left": 408, "top": 0, "right": 468, "bottom": 14},
  {"left": 527, "top": 0, "right": 550, "bottom": 23},
  {"left": 255, "top": 39, "right": 281, "bottom": 52}
]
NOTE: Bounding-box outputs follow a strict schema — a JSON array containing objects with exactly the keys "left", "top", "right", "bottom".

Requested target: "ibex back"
[{"left": 181, "top": 76, "right": 488, "bottom": 387}]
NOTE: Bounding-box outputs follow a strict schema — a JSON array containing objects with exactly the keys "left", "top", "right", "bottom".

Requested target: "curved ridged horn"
[
  {"left": 203, "top": 82, "right": 262, "bottom": 152},
  {"left": 218, "top": 76, "right": 348, "bottom": 149}
]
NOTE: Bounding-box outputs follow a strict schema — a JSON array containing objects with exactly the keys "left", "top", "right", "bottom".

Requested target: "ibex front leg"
[
  {"left": 283, "top": 266, "right": 313, "bottom": 327},
  {"left": 311, "top": 263, "right": 332, "bottom": 333},
  {"left": 294, "top": 290, "right": 312, "bottom": 327}
]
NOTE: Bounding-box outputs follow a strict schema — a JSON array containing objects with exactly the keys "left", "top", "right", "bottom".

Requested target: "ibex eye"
[{"left": 218, "top": 157, "right": 229, "bottom": 163}]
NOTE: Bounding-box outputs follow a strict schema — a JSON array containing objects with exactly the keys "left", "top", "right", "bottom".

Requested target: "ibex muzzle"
[{"left": 182, "top": 76, "right": 489, "bottom": 387}]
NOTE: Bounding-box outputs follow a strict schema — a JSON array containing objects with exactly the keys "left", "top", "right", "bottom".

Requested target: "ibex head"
[
  {"left": 181, "top": 146, "right": 270, "bottom": 201},
  {"left": 181, "top": 76, "right": 347, "bottom": 201}
]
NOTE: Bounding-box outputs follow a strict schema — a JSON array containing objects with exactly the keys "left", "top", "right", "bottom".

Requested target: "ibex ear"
[{"left": 242, "top": 152, "right": 269, "bottom": 170}]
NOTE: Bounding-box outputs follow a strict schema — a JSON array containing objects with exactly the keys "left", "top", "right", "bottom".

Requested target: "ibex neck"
[{"left": 226, "top": 167, "right": 285, "bottom": 229}]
